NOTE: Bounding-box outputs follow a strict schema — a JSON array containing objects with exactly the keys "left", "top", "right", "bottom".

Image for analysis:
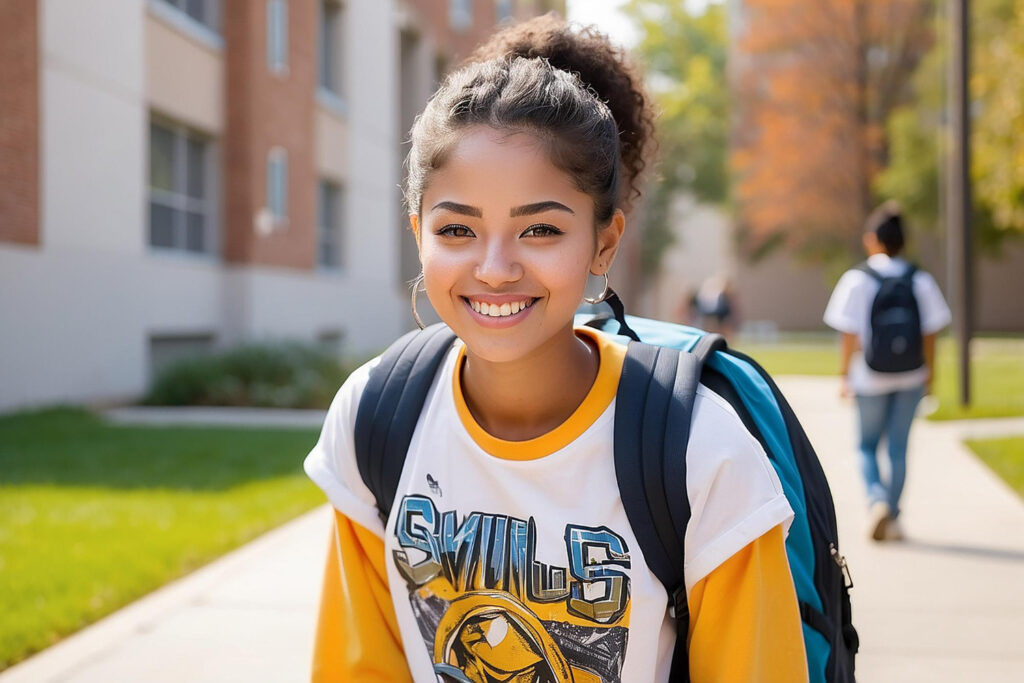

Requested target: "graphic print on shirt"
[{"left": 393, "top": 493, "right": 632, "bottom": 683}]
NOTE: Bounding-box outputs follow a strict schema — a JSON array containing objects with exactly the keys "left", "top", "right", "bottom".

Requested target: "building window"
[
  {"left": 149, "top": 333, "right": 216, "bottom": 380},
  {"left": 156, "top": 0, "right": 220, "bottom": 32},
  {"left": 267, "top": 0, "right": 289, "bottom": 75},
  {"left": 318, "top": 181, "right": 343, "bottom": 268},
  {"left": 267, "top": 148, "right": 289, "bottom": 225},
  {"left": 450, "top": 0, "right": 473, "bottom": 30},
  {"left": 496, "top": 0, "right": 514, "bottom": 22},
  {"left": 319, "top": 1, "right": 343, "bottom": 96},
  {"left": 149, "top": 120, "right": 215, "bottom": 254}
]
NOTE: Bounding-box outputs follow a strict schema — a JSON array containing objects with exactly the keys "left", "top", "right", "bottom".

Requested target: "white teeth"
[{"left": 469, "top": 298, "right": 533, "bottom": 317}]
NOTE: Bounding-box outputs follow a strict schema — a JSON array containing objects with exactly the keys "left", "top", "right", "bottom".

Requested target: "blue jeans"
[{"left": 854, "top": 386, "right": 924, "bottom": 518}]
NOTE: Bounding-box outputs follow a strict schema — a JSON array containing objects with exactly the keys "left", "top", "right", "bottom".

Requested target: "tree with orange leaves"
[{"left": 731, "top": 0, "right": 934, "bottom": 264}]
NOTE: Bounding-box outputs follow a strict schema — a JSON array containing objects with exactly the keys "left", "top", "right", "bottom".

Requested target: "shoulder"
[
  {"left": 910, "top": 267, "right": 941, "bottom": 291},
  {"left": 303, "top": 355, "right": 385, "bottom": 535},
  {"left": 688, "top": 384, "right": 780, "bottom": 485},
  {"left": 682, "top": 383, "right": 794, "bottom": 592}
]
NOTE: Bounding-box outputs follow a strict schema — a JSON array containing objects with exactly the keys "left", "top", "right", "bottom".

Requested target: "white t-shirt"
[
  {"left": 823, "top": 254, "right": 951, "bottom": 395},
  {"left": 304, "top": 328, "right": 794, "bottom": 683}
]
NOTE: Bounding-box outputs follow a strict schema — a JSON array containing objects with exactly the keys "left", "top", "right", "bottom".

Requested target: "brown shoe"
[{"left": 868, "top": 501, "right": 890, "bottom": 541}]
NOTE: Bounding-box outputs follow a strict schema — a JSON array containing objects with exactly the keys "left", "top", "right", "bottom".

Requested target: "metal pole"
[{"left": 947, "top": 0, "right": 972, "bottom": 405}]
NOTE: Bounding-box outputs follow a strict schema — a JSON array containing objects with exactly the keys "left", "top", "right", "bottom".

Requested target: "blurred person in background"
[
  {"left": 823, "top": 201, "right": 951, "bottom": 542},
  {"left": 692, "top": 274, "right": 737, "bottom": 340}
]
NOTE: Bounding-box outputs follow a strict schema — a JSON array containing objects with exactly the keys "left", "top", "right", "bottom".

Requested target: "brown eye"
[
  {"left": 437, "top": 224, "right": 474, "bottom": 238},
  {"left": 521, "top": 224, "right": 563, "bottom": 238}
]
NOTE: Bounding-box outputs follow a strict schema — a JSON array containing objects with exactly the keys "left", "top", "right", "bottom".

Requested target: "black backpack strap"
[
  {"left": 583, "top": 288, "right": 641, "bottom": 341},
  {"left": 353, "top": 323, "right": 457, "bottom": 523},
  {"left": 902, "top": 263, "right": 918, "bottom": 280},
  {"left": 613, "top": 334, "right": 725, "bottom": 681},
  {"left": 855, "top": 261, "right": 884, "bottom": 282}
]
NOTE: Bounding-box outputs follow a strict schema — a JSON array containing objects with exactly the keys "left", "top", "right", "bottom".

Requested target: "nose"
[{"left": 474, "top": 237, "right": 523, "bottom": 288}]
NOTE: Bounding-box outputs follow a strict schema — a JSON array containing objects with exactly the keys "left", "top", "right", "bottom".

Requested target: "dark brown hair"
[
  {"left": 865, "top": 200, "right": 906, "bottom": 255},
  {"left": 404, "top": 14, "right": 654, "bottom": 224}
]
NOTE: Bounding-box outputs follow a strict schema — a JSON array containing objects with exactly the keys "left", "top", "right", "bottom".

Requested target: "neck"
[{"left": 460, "top": 324, "right": 599, "bottom": 442}]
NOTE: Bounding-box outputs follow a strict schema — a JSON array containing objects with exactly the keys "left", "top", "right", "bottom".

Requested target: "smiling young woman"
[
  {"left": 304, "top": 14, "right": 808, "bottom": 683},
  {"left": 412, "top": 126, "right": 623, "bottom": 440}
]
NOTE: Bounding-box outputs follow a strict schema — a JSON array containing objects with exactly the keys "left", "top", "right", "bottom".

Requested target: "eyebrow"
[
  {"left": 510, "top": 201, "right": 575, "bottom": 217},
  {"left": 430, "top": 201, "right": 482, "bottom": 218},
  {"left": 429, "top": 200, "right": 576, "bottom": 219}
]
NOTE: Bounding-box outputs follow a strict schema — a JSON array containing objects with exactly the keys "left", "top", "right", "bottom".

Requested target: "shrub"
[{"left": 144, "top": 342, "right": 356, "bottom": 409}]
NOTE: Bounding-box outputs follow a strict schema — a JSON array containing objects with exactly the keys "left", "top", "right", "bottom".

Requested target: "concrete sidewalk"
[
  {"left": 1, "top": 506, "right": 332, "bottom": 683},
  {"left": 781, "top": 377, "right": 1024, "bottom": 682},
  {"left": 4, "top": 378, "right": 1023, "bottom": 681}
]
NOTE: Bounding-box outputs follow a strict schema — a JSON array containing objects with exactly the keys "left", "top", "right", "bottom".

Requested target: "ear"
[
  {"left": 410, "top": 214, "right": 422, "bottom": 257},
  {"left": 591, "top": 209, "right": 625, "bottom": 275},
  {"left": 862, "top": 232, "right": 877, "bottom": 254}
]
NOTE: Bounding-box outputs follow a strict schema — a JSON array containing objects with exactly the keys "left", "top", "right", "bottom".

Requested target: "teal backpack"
[{"left": 353, "top": 295, "right": 858, "bottom": 682}]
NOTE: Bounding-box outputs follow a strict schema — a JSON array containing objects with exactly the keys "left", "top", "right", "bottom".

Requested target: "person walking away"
[{"left": 823, "top": 201, "right": 951, "bottom": 541}]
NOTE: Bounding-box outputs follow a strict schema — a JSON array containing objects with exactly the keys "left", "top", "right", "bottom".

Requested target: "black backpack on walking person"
[
  {"left": 352, "top": 307, "right": 857, "bottom": 682},
  {"left": 857, "top": 262, "right": 924, "bottom": 373}
]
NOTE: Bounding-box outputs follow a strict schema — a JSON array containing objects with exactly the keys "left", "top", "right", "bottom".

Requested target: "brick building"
[{"left": 0, "top": 0, "right": 563, "bottom": 411}]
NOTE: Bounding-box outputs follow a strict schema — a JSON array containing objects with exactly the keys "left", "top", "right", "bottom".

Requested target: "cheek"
[
  {"left": 419, "top": 240, "right": 462, "bottom": 302},
  {"left": 549, "top": 234, "right": 597, "bottom": 291}
]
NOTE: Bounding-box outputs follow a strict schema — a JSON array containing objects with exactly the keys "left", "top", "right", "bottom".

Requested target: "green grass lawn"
[
  {"left": 965, "top": 436, "right": 1024, "bottom": 499},
  {"left": 737, "top": 335, "right": 1024, "bottom": 421},
  {"left": 0, "top": 408, "right": 323, "bottom": 671}
]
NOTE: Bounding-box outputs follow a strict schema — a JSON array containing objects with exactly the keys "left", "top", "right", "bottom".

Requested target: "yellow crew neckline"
[{"left": 452, "top": 327, "right": 627, "bottom": 461}]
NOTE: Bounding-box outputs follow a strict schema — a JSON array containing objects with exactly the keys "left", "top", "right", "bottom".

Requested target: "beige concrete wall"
[
  {"left": 732, "top": 250, "right": 833, "bottom": 331},
  {"left": 647, "top": 197, "right": 734, "bottom": 323},
  {"left": 731, "top": 240, "right": 1024, "bottom": 332},
  {"left": 975, "top": 241, "right": 1024, "bottom": 332},
  {"left": 145, "top": 12, "right": 224, "bottom": 133},
  {"left": 315, "top": 106, "right": 348, "bottom": 183}
]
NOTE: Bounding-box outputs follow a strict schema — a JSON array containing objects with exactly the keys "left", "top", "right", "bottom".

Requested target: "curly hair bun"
[{"left": 466, "top": 13, "right": 654, "bottom": 206}]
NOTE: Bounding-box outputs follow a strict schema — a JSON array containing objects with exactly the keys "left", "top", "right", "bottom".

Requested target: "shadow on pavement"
[{"left": 897, "top": 538, "right": 1024, "bottom": 563}]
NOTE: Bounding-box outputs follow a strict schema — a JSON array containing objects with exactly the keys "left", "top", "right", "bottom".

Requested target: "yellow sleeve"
[
  {"left": 686, "top": 524, "right": 808, "bottom": 683},
  {"left": 312, "top": 508, "right": 412, "bottom": 682}
]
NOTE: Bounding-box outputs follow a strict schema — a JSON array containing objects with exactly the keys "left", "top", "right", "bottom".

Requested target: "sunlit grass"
[
  {"left": 736, "top": 335, "right": 1024, "bottom": 420},
  {"left": 965, "top": 436, "right": 1024, "bottom": 499},
  {"left": 0, "top": 408, "right": 322, "bottom": 671}
]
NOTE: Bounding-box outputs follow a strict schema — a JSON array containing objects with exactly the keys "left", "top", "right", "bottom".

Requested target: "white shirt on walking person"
[{"left": 824, "top": 253, "right": 952, "bottom": 396}]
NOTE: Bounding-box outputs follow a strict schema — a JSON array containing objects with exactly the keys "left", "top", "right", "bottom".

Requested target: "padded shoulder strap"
[
  {"left": 855, "top": 261, "right": 884, "bottom": 282},
  {"left": 353, "top": 323, "right": 457, "bottom": 523},
  {"left": 613, "top": 334, "right": 726, "bottom": 682}
]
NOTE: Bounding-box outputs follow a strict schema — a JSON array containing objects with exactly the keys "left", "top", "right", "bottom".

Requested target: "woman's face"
[{"left": 412, "top": 126, "right": 623, "bottom": 364}]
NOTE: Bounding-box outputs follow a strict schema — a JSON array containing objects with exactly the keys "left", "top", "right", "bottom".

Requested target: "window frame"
[
  {"left": 149, "top": 0, "right": 223, "bottom": 48},
  {"left": 267, "top": 147, "right": 290, "bottom": 228},
  {"left": 148, "top": 117, "right": 218, "bottom": 257},
  {"left": 450, "top": 0, "right": 473, "bottom": 31},
  {"left": 495, "top": 0, "right": 514, "bottom": 23},
  {"left": 267, "top": 0, "right": 290, "bottom": 76},
  {"left": 317, "top": 179, "right": 344, "bottom": 270},
  {"left": 318, "top": 0, "right": 344, "bottom": 98}
]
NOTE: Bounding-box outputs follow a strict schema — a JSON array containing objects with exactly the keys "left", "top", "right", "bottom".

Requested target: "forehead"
[{"left": 423, "top": 126, "right": 590, "bottom": 211}]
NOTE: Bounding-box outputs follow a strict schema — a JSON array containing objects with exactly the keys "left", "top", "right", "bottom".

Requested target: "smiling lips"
[{"left": 464, "top": 297, "right": 537, "bottom": 319}]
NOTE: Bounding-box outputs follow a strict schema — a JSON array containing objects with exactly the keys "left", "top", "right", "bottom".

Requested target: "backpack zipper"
[{"left": 830, "top": 543, "right": 854, "bottom": 589}]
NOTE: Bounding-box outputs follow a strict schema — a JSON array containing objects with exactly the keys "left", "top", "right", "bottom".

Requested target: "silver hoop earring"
[
  {"left": 584, "top": 272, "right": 611, "bottom": 305},
  {"left": 410, "top": 272, "right": 426, "bottom": 329}
]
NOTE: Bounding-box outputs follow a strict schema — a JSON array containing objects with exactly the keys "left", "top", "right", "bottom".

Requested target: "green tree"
[
  {"left": 876, "top": 0, "right": 1023, "bottom": 250},
  {"left": 621, "top": 0, "right": 729, "bottom": 276},
  {"left": 974, "top": 0, "right": 1024, "bottom": 235}
]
